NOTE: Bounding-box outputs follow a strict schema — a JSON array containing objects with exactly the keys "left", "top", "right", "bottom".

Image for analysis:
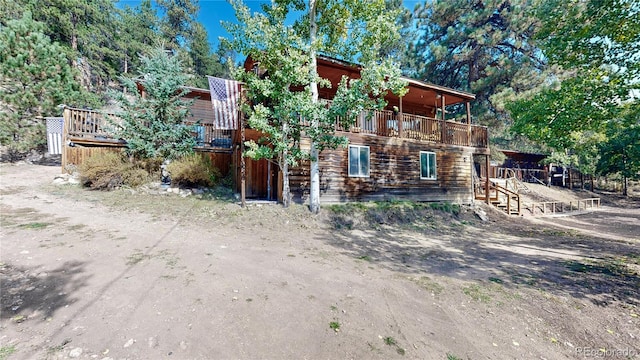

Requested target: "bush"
[
  {"left": 79, "top": 151, "right": 150, "bottom": 190},
  {"left": 166, "top": 154, "right": 221, "bottom": 188}
]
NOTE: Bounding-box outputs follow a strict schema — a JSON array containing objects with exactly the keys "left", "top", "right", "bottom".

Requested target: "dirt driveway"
[{"left": 1, "top": 164, "right": 639, "bottom": 360}]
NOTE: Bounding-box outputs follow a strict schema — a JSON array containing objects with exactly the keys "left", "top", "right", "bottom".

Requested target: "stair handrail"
[{"left": 493, "top": 183, "right": 521, "bottom": 215}]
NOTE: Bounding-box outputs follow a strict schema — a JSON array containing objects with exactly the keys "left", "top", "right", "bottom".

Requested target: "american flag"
[{"left": 207, "top": 76, "right": 241, "bottom": 130}]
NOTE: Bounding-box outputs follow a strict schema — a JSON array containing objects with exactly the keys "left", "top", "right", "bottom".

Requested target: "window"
[
  {"left": 420, "top": 151, "right": 437, "bottom": 179},
  {"left": 349, "top": 145, "right": 370, "bottom": 177}
]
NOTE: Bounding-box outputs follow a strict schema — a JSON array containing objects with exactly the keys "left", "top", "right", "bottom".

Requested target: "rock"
[
  {"left": 474, "top": 207, "right": 488, "bottom": 221},
  {"left": 179, "top": 341, "right": 187, "bottom": 350},
  {"left": 69, "top": 347, "right": 83, "bottom": 358},
  {"left": 68, "top": 177, "right": 81, "bottom": 185},
  {"left": 52, "top": 178, "right": 67, "bottom": 186},
  {"left": 148, "top": 336, "right": 158, "bottom": 348},
  {"left": 123, "top": 338, "right": 135, "bottom": 348}
]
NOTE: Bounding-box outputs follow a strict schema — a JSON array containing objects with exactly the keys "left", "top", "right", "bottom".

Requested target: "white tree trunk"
[
  {"left": 309, "top": 0, "right": 321, "bottom": 214},
  {"left": 282, "top": 121, "right": 291, "bottom": 207}
]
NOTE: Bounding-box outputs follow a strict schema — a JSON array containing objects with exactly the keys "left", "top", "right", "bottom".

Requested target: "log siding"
[{"left": 289, "top": 132, "right": 476, "bottom": 204}]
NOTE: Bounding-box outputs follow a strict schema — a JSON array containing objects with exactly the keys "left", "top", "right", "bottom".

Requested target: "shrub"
[
  {"left": 166, "top": 154, "right": 221, "bottom": 188},
  {"left": 79, "top": 151, "right": 150, "bottom": 190}
]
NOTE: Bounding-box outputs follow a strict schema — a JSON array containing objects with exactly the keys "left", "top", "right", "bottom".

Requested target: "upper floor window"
[
  {"left": 420, "top": 151, "right": 437, "bottom": 180},
  {"left": 349, "top": 145, "right": 370, "bottom": 177}
]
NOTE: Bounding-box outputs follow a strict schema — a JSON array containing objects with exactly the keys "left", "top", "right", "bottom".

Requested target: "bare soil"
[{"left": 1, "top": 163, "right": 639, "bottom": 360}]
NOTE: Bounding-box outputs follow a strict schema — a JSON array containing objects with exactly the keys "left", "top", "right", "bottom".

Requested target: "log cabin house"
[
  {"left": 239, "top": 56, "right": 491, "bottom": 205},
  {"left": 60, "top": 55, "right": 494, "bottom": 208}
]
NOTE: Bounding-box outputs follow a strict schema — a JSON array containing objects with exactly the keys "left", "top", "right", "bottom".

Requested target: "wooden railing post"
[
  {"left": 440, "top": 94, "right": 446, "bottom": 144},
  {"left": 466, "top": 101, "right": 471, "bottom": 146},
  {"left": 398, "top": 96, "right": 403, "bottom": 138}
]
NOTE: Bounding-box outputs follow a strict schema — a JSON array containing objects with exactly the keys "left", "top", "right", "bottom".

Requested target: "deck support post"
[
  {"left": 485, "top": 154, "right": 490, "bottom": 204},
  {"left": 466, "top": 101, "right": 471, "bottom": 146},
  {"left": 240, "top": 110, "right": 246, "bottom": 208},
  {"left": 440, "top": 94, "right": 446, "bottom": 144},
  {"left": 61, "top": 107, "right": 70, "bottom": 173},
  {"left": 398, "top": 96, "right": 403, "bottom": 137}
]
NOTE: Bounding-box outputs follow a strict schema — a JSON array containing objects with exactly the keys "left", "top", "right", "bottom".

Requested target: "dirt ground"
[{"left": 1, "top": 163, "right": 639, "bottom": 360}]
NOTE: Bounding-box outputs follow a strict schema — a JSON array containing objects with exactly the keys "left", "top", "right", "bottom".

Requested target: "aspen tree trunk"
[
  {"left": 308, "top": 0, "right": 321, "bottom": 213},
  {"left": 282, "top": 121, "right": 291, "bottom": 207}
]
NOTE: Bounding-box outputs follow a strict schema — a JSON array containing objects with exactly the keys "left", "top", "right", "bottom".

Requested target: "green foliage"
[
  {"left": 0, "top": 345, "right": 16, "bottom": 360},
  {"left": 409, "top": 0, "right": 546, "bottom": 129},
  {"left": 596, "top": 104, "right": 640, "bottom": 189},
  {"left": 329, "top": 321, "right": 340, "bottom": 331},
  {"left": 158, "top": 0, "right": 199, "bottom": 52},
  {"left": 508, "top": 0, "right": 640, "bottom": 180},
  {"left": 27, "top": 0, "right": 122, "bottom": 91},
  {"left": 166, "top": 153, "right": 221, "bottom": 188},
  {"left": 117, "top": 0, "right": 162, "bottom": 75},
  {"left": 327, "top": 201, "right": 462, "bottom": 230},
  {"left": 188, "top": 23, "right": 219, "bottom": 88},
  {"left": 79, "top": 151, "right": 150, "bottom": 190},
  {"left": 111, "top": 47, "right": 196, "bottom": 161},
  {"left": 226, "top": 0, "right": 407, "bottom": 208},
  {"left": 0, "top": 12, "right": 91, "bottom": 160}
]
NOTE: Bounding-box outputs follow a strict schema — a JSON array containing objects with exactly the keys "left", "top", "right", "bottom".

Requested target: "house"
[
  {"left": 237, "top": 56, "right": 491, "bottom": 205},
  {"left": 60, "top": 56, "right": 493, "bottom": 207},
  {"left": 490, "top": 149, "right": 548, "bottom": 184},
  {"left": 61, "top": 84, "right": 234, "bottom": 177}
]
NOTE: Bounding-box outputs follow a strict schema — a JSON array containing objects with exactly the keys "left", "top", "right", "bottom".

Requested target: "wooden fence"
[{"left": 524, "top": 197, "right": 601, "bottom": 216}]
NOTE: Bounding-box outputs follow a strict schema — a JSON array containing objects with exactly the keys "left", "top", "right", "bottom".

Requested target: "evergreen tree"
[
  {"left": 111, "top": 48, "right": 196, "bottom": 161},
  {"left": 158, "top": 0, "right": 199, "bottom": 51},
  {"left": 0, "top": 13, "right": 89, "bottom": 160},
  {"left": 0, "top": 0, "right": 23, "bottom": 25},
  {"left": 117, "top": 0, "right": 162, "bottom": 75},
  {"left": 28, "top": 0, "right": 121, "bottom": 91},
  {"left": 410, "top": 0, "right": 546, "bottom": 131},
  {"left": 188, "top": 22, "right": 218, "bottom": 88}
]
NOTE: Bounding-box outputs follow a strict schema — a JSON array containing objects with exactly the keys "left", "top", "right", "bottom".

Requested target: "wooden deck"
[
  {"left": 63, "top": 107, "right": 233, "bottom": 149},
  {"left": 64, "top": 106, "right": 488, "bottom": 151},
  {"left": 334, "top": 109, "right": 488, "bottom": 149}
]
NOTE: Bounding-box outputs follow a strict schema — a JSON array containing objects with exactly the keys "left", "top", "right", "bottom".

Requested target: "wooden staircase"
[{"left": 474, "top": 177, "right": 522, "bottom": 216}]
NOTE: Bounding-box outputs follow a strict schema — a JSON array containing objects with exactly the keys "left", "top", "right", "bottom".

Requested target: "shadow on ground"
[
  {"left": 0, "top": 261, "right": 89, "bottom": 321},
  {"left": 320, "top": 207, "right": 640, "bottom": 308}
]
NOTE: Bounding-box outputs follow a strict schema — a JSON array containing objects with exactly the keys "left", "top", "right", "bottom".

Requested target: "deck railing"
[
  {"left": 64, "top": 107, "right": 233, "bottom": 149},
  {"left": 65, "top": 107, "right": 121, "bottom": 139},
  {"left": 339, "top": 108, "right": 487, "bottom": 148},
  {"left": 64, "top": 105, "right": 489, "bottom": 149}
]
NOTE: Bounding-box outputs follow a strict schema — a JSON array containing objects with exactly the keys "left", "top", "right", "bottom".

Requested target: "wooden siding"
[
  {"left": 198, "top": 151, "right": 232, "bottom": 177},
  {"left": 289, "top": 132, "right": 475, "bottom": 204},
  {"left": 62, "top": 145, "right": 124, "bottom": 169},
  {"left": 187, "top": 97, "right": 214, "bottom": 124}
]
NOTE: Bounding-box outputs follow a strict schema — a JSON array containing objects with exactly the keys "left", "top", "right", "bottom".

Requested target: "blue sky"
[{"left": 117, "top": 0, "right": 424, "bottom": 50}]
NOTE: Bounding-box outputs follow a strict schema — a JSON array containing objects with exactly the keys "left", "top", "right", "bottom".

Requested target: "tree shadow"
[
  {"left": 0, "top": 260, "right": 89, "bottom": 321},
  {"left": 320, "top": 210, "right": 640, "bottom": 307}
]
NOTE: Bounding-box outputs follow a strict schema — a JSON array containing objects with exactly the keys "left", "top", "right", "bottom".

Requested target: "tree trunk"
[
  {"left": 281, "top": 121, "right": 291, "bottom": 207},
  {"left": 308, "top": 0, "right": 321, "bottom": 214}
]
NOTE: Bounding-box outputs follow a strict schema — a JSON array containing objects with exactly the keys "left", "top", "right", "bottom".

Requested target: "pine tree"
[
  {"left": 117, "top": 0, "right": 162, "bottom": 76},
  {"left": 111, "top": 48, "right": 196, "bottom": 161},
  {"left": 28, "top": 0, "right": 121, "bottom": 91},
  {"left": 0, "top": 12, "right": 87, "bottom": 160},
  {"left": 410, "top": 0, "right": 546, "bottom": 128},
  {"left": 158, "top": 0, "right": 199, "bottom": 51},
  {"left": 188, "top": 22, "right": 218, "bottom": 88}
]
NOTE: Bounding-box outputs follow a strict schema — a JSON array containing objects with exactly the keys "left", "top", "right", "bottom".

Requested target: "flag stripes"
[
  {"left": 46, "top": 117, "right": 64, "bottom": 155},
  {"left": 207, "top": 76, "right": 241, "bottom": 130}
]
